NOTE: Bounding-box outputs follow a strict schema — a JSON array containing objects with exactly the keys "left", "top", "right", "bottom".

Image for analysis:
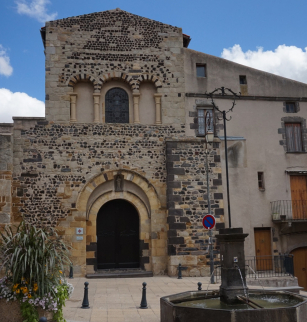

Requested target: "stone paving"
[
  {"left": 64, "top": 276, "right": 218, "bottom": 322},
  {"left": 64, "top": 276, "right": 307, "bottom": 322}
]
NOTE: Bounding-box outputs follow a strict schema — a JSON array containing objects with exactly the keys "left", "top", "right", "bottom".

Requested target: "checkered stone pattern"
[{"left": 166, "top": 139, "right": 224, "bottom": 276}]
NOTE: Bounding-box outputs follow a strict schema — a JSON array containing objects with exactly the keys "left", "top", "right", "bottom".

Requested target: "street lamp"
[
  {"left": 203, "top": 88, "right": 240, "bottom": 282},
  {"left": 205, "top": 87, "right": 241, "bottom": 229},
  {"left": 204, "top": 110, "right": 215, "bottom": 283}
]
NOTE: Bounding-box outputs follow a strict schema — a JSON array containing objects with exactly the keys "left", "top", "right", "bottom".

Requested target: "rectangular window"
[
  {"left": 239, "top": 75, "right": 247, "bottom": 84},
  {"left": 197, "top": 109, "right": 213, "bottom": 136},
  {"left": 286, "top": 102, "right": 297, "bottom": 113},
  {"left": 196, "top": 64, "right": 206, "bottom": 78},
  {"left": 285, "top": 123, "right": 303, "bottom": 152},
  {"left": 258, "top": 172, "right": 265, "bottom": 190}
]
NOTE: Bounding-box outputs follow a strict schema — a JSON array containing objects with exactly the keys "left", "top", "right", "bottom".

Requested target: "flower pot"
[{"left": 0, "top": 298, "right": 53, "bottom": 322}]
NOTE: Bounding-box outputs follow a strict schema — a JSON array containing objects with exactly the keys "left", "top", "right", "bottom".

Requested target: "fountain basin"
[{"left": 160, "top": 290, "right": 307, "bottom": 322}]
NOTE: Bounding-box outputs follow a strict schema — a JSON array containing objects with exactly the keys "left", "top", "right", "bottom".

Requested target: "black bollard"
[
  {"left": 39, "top": 318, "right": 47, "bottom": 322},
  {"left": 178, "top": 263, "right": 182, "bottom": 279},
  {"left": 140, "top": 282, "right": 148, "bottom": 309},
  {"left": 197, "top": 282, "right": 202, "bottom": 291},
  {"left": 69, "top": 264, "right": 74, "bottom": 279},
  {"left": 81, "top": 281, "right": 90, "bottom": 309}
]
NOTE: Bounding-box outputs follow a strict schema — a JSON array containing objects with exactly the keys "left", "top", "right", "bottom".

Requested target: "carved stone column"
[
  {"left": 133, "top": 93, "right": 141, "bottom": 124},
  {"left": 69, "top": 93, "right": 78, "bottom": 122},
  {"left": 93, "top": 93, "right": 100, "bottom": 123},
  {"left": 154, "top": 93, "right": 162, "bottom": 125}
]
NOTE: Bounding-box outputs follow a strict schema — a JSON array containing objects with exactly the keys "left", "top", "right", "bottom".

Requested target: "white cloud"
[
  {"left": 0, "top": 45, "right": 13, "bottom": 77},
  {"left": 221, "top": 44, "right": 307, "bottom": 84},
  {"left": 0, "top": 88, "right": 45, "bottom": 123},
  {"left": 16, "top": 0, "right": 57, "bottom": 23}
]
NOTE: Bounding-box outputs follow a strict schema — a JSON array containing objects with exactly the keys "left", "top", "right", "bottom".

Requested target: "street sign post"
[{"left": 202, "top": 214, "right": 215, "bottom": 230}]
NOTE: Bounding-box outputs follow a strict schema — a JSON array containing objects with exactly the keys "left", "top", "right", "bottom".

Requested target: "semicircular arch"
[
  {"left": 67, "top": 73, "right": 100, "bottom": 91},
  {"left": 98, "top": 72, "right": 137, "bottom": 91},
  {"left": 76, "top": 169, "right": 161, "bottom": 217},
  {"left": 288, "top": 244, "right": 307, "bottom": 254},
  {"left": 136, "top": 74, "right": 163, "bottom": 90},
  {"left": 85, "top": 191, "right": 152, "bottom": 273},
  {"left": 88, "top": 191, "right": 148, "bottom": 223}
]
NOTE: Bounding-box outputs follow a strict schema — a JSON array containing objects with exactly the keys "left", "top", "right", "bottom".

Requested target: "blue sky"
[{"left": 0, "top": 0, "right": 307, "bottom": 122}]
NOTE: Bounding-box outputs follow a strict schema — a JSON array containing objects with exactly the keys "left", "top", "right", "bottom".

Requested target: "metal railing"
[
  {"left": 215, "top": 255, "right": 294, "bottom": 280},
  {"left": 271, "top": 200, "right": 307, "bottom": 221}
]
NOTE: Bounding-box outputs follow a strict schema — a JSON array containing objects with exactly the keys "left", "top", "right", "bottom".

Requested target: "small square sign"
[{"left": 76, "top": 228, "right": 83, "bottom": 235}]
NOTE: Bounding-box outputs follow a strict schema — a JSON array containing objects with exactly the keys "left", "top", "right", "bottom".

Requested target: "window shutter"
[
  {"left": 197, "top": 109, "right": 205, "bottom": 135},
  {"left": 285, "top": 123, "right": 303, "bottom": 152},
  {"left": 293, "top": 123, "right": 303, "bottom": 152}
]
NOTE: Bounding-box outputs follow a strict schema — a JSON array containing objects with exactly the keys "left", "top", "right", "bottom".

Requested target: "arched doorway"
[
  {"left": 291, "top": 247, "right": 307, "bottom": 290},
  {"left": 96, "top": 199, "right": 140, "bottom": 269}
]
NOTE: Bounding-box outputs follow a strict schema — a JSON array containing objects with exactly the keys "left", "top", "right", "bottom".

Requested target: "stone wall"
[
  {"left": 10, "top": 119, "right": 185, "bottom": 275},
  {"left": 45, "top": 8, "right": 186, "bottom": 124},
  {"left": 166, "top": 138, "right": 224, "bottom": 276},
  {"left": 0, "top": 124, "right": 13, "bottom": 226},
  {"left": 12, "top": 121, "right": 184, "bottom": 223}
]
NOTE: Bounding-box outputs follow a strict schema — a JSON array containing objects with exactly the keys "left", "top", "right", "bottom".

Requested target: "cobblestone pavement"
[{"left": 64, "top": 276, "right": 307, "bottom": 322}]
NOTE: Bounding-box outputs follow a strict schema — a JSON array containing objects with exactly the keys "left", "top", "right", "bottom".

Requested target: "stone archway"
[
  {"left": 76, "top": 170, "right": 161, "bottom": 275},
  {"left": 76, "top": 169, "right": 160, "bottom": 216},
  {"left": 96, "top": 199, "right": 140, "bottom": 269},
  {"left": 67, "top": 73, "right": 100, "bottom": 91},
  {"left": 86, "top": 190, "right": 150, "bottom": 274}
]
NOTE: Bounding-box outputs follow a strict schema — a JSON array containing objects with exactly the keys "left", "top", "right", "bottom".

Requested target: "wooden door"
[
  {"left": 291, "top": 248, "right": 307, "bottom": 290},
  {"left": 97, "top": 199, "right": 140, "bottom": 269},
  {"left": 290, "top": 176, "right": 307, "bottom": 219},
  {"left": 254, "top": 229, "right": 272, "bottom": 271}
]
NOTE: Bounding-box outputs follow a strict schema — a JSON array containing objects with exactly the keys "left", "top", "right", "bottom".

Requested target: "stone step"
[{"left": 86, "top": 270, "right": 153, "bottom": 279}]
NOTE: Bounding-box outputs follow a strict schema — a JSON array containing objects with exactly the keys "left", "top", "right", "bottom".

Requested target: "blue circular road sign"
[{"left": 202, "top": 215, "right": 215, "bottom": 230}]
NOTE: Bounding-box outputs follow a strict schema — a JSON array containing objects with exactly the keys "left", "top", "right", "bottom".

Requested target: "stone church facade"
[{"left": 1, "top": 9, "right": 307, "bottom": 280}]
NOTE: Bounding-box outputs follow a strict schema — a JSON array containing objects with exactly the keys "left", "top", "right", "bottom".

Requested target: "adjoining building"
[{"left": 1, "top": 9, "right": 307, "bottom": 286}]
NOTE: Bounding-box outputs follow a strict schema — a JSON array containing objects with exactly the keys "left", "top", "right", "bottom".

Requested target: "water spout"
[
  {"left": 206, "top": 266, "right": 221, "bottom": 296},
  {"left": 246, "top": 265, "right": 266, "bottom": 292},
  {"left": 236, "top": 265, "right": 248, "bottom": 299},
  {"left": 246, "top": 264, "right": 269, "bottom": 299}
]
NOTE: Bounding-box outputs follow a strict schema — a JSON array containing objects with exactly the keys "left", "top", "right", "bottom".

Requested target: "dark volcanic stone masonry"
[
  {"left": 166, "top": 139, "right": 223, "bottom": 275},
  {"left": 45, "top": 8, "right": 186, "bottom": 126},
  {"left": 13, "top": 122, "right": 185, "bottom": 225},
  {"left": 53, "top": 10, "right": 178, "bottom": 88}
]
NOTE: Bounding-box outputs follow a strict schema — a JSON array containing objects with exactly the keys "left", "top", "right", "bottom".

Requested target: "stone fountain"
[{"left": 161, "top": 228, "right": 307, "bottom": 322}]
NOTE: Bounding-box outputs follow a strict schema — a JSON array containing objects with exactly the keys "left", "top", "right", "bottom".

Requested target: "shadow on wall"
[{"left": 227, "top": 141, "right": 246, "bottom": 168}]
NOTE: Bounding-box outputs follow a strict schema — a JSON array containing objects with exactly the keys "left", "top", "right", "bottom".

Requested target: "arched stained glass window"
[{"left": 105, "top": 88, "right": 129, "bottom": 123}]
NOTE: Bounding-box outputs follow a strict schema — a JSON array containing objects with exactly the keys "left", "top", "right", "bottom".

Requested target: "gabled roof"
[{"left": 47, "top": 8, "right": 179, "bottom": 31}]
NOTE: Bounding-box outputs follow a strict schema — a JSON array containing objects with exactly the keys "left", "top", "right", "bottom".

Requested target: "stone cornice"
[{"left": 186, "top": 93, "right": 307, "bottom": 102}]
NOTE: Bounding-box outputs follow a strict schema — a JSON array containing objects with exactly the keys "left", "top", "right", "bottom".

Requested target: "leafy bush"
[{"left": 0, "top": 221, "right": 73, "bottom": 322}]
